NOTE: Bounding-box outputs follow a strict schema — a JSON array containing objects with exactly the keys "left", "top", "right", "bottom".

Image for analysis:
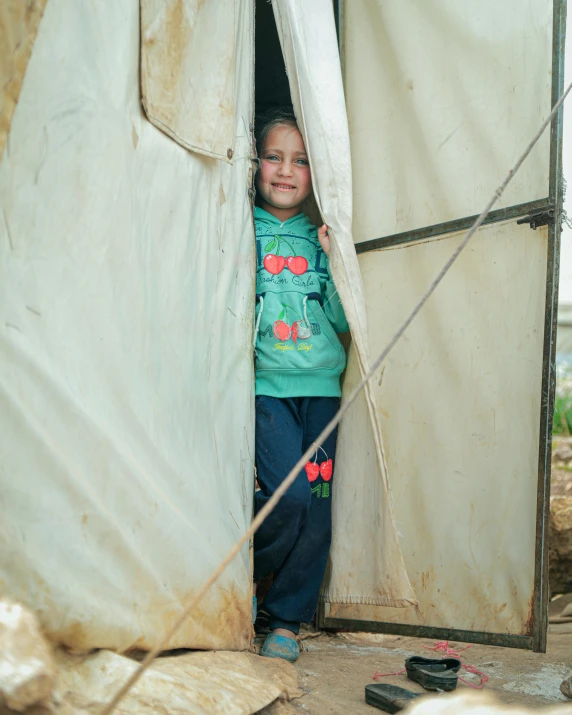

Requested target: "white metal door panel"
[
  {"left": 345, "top": 0, "right": 553, "bottom": 242},
  {"left": 328, "top": 221, "right": 546, "bottom": 637},
  {"left": 324, "top": 0, "right": 564, "bottom": 650}
]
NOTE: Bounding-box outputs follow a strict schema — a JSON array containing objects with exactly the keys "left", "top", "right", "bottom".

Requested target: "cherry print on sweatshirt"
[
  {"left": 273, "top": 303, "right": 311, "bottom": 343},
  {"left": 286, "top": 255, "right": 309, "bottom": 276},
  {"left": 263, "top": 234, "right": 309, "bottom": 276},
  {"left": 305, "top": 446, "right": 332, "bottom": 483},
  {"left": 273, "top": 320, "right": 291, "bottom": 341},
  {"left": 263, "top": 254, "right": 286, "bottom": 275}
]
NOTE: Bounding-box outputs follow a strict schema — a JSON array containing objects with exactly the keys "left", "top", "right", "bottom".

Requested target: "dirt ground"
[{"left": 265, "top": 627, "right": 572, "bottom": 713}]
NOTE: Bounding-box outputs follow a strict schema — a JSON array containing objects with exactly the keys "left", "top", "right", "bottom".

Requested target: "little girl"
[{"left": 253, "top": 109, "right": 348, "bottom": 662}]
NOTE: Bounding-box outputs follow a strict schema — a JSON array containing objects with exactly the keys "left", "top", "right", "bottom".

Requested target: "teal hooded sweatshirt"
[{"left": 254, "top": 207, "right": 349, "bottom": 398}]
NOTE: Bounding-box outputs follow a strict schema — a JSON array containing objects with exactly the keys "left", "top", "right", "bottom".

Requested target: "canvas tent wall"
[
  {"left": 0, "top": 0, "right": 257, "bottom": 652},
  {"left": 0, "top": 0, "right": 414, "bottom": 651}
]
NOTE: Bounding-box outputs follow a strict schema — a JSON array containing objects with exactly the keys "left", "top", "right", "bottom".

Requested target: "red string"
[
  {"left": 421, "top": 640, "right": 472, "bottom": 658},
  {"left": 422, "top": 641, "right": 488, "bottom": 689},
  {"left": 372, "top": 641, "right": 488, "bottom": 690}
]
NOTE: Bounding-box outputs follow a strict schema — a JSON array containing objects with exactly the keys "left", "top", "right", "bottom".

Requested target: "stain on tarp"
[
  {"left": 140, "top": 0, "right": 236, "bottom": 161},
  {"left": 0, "top": 0, "right": 49, "bottom": 160},
  {"left": 37, "top": 584, "right": 252, "bottom": 653}
]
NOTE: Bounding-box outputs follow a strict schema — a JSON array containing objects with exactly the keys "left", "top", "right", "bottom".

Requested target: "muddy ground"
[
  {"left": 259, "top": 462, "right": 572, "bottom": 713},
  {"left": 265, "top": 628, "right": 572, "bottom": 713}
]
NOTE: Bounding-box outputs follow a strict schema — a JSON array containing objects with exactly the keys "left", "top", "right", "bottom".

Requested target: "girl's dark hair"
[{"left": 255, "top": 107, "right": 299, "bottom": 158}]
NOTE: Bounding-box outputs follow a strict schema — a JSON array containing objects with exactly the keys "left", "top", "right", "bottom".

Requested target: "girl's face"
[{"left": 256, "top": 124, "right": 312, "bottom": 221}]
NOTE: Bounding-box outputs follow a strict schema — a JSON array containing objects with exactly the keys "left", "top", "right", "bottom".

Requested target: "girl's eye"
[
  {"left": 266, "top": 155, "right": 280, "bottom": 161},
  {"left": 295, "top": 159, "right": 309, "bottom": 166}
]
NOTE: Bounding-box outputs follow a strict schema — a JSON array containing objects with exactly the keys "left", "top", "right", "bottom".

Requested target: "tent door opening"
[{"left": 255, "top": 0, "right": 291, "bottom": 116}]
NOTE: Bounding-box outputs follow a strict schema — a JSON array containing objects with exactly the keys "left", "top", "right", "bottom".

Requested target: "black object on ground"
[
  {"left": 365, "top": 683, "right": 422, "bottom": 712},
  {"left": 405, "top": 655, "right": 461, "bottom": 692}
]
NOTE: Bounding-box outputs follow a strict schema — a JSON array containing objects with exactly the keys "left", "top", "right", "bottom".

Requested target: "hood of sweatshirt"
[{"left": 253, "top": 206, "right": 316, "bottom": 233}]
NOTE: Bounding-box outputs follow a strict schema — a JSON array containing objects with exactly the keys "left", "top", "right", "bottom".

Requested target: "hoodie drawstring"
[{"left": 302, "top": 295, "right": 310, "bottom": 330}]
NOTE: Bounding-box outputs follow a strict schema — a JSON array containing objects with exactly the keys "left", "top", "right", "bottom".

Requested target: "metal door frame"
[{"left": 323, "top": 0, "right": 566, "bottom": 652}]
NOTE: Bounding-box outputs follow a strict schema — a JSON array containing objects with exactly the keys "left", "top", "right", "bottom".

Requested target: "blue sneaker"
[{"left": 260, "top": 633, "right": 300, "bottom": 662}]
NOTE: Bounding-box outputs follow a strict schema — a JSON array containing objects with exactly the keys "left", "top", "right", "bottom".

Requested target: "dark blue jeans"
[{"left": 254, "top": 395, "right": 340, "bottom": 634}]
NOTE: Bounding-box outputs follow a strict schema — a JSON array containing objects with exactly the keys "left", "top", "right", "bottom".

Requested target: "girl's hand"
[{"left": 318, "top": 224, "right": 331, "bottom": 256}]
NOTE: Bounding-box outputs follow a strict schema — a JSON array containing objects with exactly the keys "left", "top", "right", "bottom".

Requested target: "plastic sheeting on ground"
[
  {"left": 271, "top": 0, "right": 416, "bottom": 608},
  {"left": 0, "top": 0, "right": 255, "bottom": 651},
  {"left": 53, "top": 649, "right": 301, "bottom": 714}
]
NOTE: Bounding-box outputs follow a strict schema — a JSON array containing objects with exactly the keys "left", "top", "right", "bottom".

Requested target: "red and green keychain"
[{"left": 305, "top": 445, "right": 333, "bottom": 483}]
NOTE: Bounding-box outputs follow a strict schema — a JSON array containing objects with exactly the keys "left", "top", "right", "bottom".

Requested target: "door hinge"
[{"left": 516, "top": 206, "right": 555, "bottom": 230}]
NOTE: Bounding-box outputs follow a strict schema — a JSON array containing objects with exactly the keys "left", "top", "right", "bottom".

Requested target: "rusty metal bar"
[
  {"left": 320, "top": 615, "right": 534, "bottom": 651},
  {"left": 355, "top": 198, "right": 552, "bottom": 255}
]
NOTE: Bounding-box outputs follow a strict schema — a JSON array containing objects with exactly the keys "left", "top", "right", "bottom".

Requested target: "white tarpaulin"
[
  {"left": 271, "top": 0, "right": 416, "bottom": 607},
  {"left": 0, "top": 0, "right": 255, "bottom": 651},
  {"left": 140, "top": 0, "right": 237, "bottom": 162},
  {"left": 324, "top": 0, "right": 554, "bottom": 635}
]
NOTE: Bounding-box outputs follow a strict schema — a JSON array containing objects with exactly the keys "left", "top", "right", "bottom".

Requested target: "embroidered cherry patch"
[
  {"left": 273, "top": 320, "right": 291, "bottom": 341},
  {"left": 319, "top": 459, "right": 333, "bottom": 481},
  {"left": 291, "top": 322, "right": 298, "bottom": 343},
  {"left": 305, "top": 462, "right": 320, "bottom": 482},
  {"left": 293, "top": 320, "right": 312, "bottom": 340}
]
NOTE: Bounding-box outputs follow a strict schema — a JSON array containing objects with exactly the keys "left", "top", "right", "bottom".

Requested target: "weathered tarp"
[
  {"left": 0, "top": 0, "right": 48, "bottom": 159},
  {"left": 140, "top": 0, "right": 237, "bottom": 161},
  {"left": 0, "top": 0, "right": 255, "bottom": 651},
  {"left": 272, "top": 0, "right": 416, "bottom": 608}
]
